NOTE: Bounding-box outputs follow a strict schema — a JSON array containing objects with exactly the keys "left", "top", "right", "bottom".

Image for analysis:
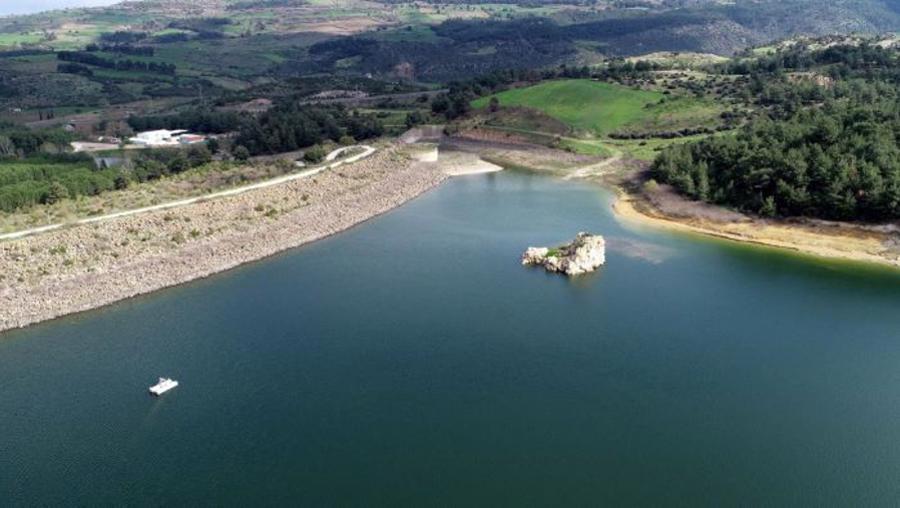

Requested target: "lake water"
[{"left": 3, "top": 171, "right": 900, "bottom": 505}]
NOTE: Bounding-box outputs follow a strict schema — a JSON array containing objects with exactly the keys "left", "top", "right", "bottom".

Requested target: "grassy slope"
[
  {"left": 619, "top": 96, "right": 724, "bottom": 134},
  {"left": 470, "top": 79, "right": 734, "bottom": 159},
  {"left": 473, "top": 80, "right": 663, "bottom": 135}
]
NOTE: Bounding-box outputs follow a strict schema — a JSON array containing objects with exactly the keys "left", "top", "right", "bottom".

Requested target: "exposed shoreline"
[
  {"left": 0, "top": 145, "right": 449, "bottom": 333},
  {"left": 611, "top": 187, "right": 900, "bottom": 269},
  {"left": 6, "top": 132, "right": 897, "bottom": 334},
  {"left": 440, "top": 132, "right": 900, "bottom": 269},
  {"left": 446, "top": 131, "right": 900, "bottom": 269}
]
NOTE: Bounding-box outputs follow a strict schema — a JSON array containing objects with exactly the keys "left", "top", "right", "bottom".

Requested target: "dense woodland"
[
  {"left": 0, "top": 126, "right": 71, "bottom": 158},
  {"left": 303, "top": 16, "right": 707, "bottom": 82},
  {"left": 57, "top": 51, "right": 177, "bottom": 76},
  {"left": 653, "top": 44, "right": 900, "bottom": 221},
  {"left": 85, "top": 44, "right": 155, "bottom": 57},
  {"left": 0, "top": 155, "right": 120, "bottom": 212},
  {"left": 233, "top": 103, "right": 383, "bottom": 155},
  {"left": 298, "top": 1, "right": 900, "bottom": 81},
  {"left": 127, "top": 110, "right": 242, "bottom": 134}
]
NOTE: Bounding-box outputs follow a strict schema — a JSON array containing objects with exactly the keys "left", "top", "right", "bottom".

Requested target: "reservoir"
[{"left": 3, "top": 171, "right": 900, "bottom": 505}]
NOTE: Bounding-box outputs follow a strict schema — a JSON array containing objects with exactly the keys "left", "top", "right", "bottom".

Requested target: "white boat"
[{"left": 149, "top": 377, "right": 179, "bottom": 396}]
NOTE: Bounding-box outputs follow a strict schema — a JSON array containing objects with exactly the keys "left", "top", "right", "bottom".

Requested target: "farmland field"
[{"left": 472, "top": 80, "right": 663, "bottom": 135}]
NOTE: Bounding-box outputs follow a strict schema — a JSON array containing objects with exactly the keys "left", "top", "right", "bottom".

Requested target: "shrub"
[{"left": 303, "top": 145, "right": 326, "bottom": 164}]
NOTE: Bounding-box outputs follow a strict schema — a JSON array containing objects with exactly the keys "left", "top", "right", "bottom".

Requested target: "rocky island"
[{"left": 522, "top": 232, "right": 606, "bottom": 276}]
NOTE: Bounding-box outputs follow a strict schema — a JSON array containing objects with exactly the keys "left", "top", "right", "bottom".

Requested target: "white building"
[{"left": 129, "top": 129, "right": 190, "bottom": 147}]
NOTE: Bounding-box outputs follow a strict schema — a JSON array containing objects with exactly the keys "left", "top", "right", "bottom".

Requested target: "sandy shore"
[
  {"left": 0, "top": 146, "right": 448, "bottom": 333},
  {"left": 437, "top": 151, "right": 503, "bottom": 176},
  {"left": 612, "top": 189, "right": 900, "bottom": 269}
]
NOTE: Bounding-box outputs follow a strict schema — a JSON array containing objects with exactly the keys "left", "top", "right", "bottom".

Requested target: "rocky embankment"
[
  {"left": 522, "top": 233, "right": 606, "bottom": 276},
  {"left": 0, "top": 146, "right": 448, "bottom": 332}
]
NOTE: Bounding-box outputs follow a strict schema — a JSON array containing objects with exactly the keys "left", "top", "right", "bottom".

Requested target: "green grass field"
[
  {"left": 472, "top": 79, "right": 664, "bottom": 135},
  {"left": 0, "top": 32, "right": 45, "bottom": 47},
  {"left": 605, "top": 131, "right": 735, "bottom": 161},
  {"left": 560, "top": 138, "right": 610, "bottom": 156},
  {"left": 618, "top": 96, "right": 725, "bottom": 134}
]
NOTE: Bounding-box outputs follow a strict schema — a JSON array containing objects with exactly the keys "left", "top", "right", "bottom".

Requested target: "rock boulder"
[{"left": 521, "top": 232, "right": 606, "bottom": 276}]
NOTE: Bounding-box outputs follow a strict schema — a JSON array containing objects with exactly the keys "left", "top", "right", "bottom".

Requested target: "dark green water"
[{"left": 3, "top": 172, "right": 900, "bottom": 506}]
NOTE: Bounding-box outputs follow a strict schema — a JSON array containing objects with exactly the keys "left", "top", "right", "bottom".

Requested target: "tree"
[
  {"left": 0, "top": 136, "right": 15, "bottom": 158},
  {"left": 134, "top": 159, "right": 165, "bottom": 181},
  {"left": 431, "top": 95, "right": 449, "bottom": 115},
  {"left": 759, "top": 195, "right": 777, "bottom": 217},
  {"left": 44, "top": 181, "right": 69, "bottom": 205},
  {"left": 488, "top": 96, "right": 500, "bottom": 113},
  {"left": 447, "top": 93, "right": 470, "bottom": 119},
  {"left": 694, "top": 161, "right": 710, "bottom": 202},
  {"left": 405, "top": 111, "right": 425, "bottom": 129},
  {"left": 186, "top": 145, "right": 212, "bottom": 167},
  {"left": 233, "top": 145, "right": 250, "bottom": 162},
  {"left": 114, "top": 175, "right": 129, "bottom": 190},
  {"left": 167, "top": 153, "right": 189, "bottom": 174}
]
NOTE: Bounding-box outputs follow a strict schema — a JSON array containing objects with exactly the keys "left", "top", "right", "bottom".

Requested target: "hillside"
[
  {"left": 651, "top": 43, "right": 900, "bottom": 221},
  {"left": 1, "top": 0, "right": 900, "bottom": 85},
  {"left": 473, "top": 80, "right": 663, "bottom": 136},
  {"left": 471, "top": 78, "right": 728, "bottom": 141},
  {"left": 0, "top": 0, "right": 898, "bottom": 150}
]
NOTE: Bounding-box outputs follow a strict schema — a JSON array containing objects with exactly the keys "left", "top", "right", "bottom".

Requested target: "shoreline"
[
  {"left": 5, "top": 135, "right": 897, "bottom": 333},
  {"left": 611, "top": 188, "right": 900, "bottom": 269},
  {"left": 444, "top": 130, "right": 900, "bottom": 270},
  {"left": 0, "top": 146, "right": 449, "bottom": 333}
]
